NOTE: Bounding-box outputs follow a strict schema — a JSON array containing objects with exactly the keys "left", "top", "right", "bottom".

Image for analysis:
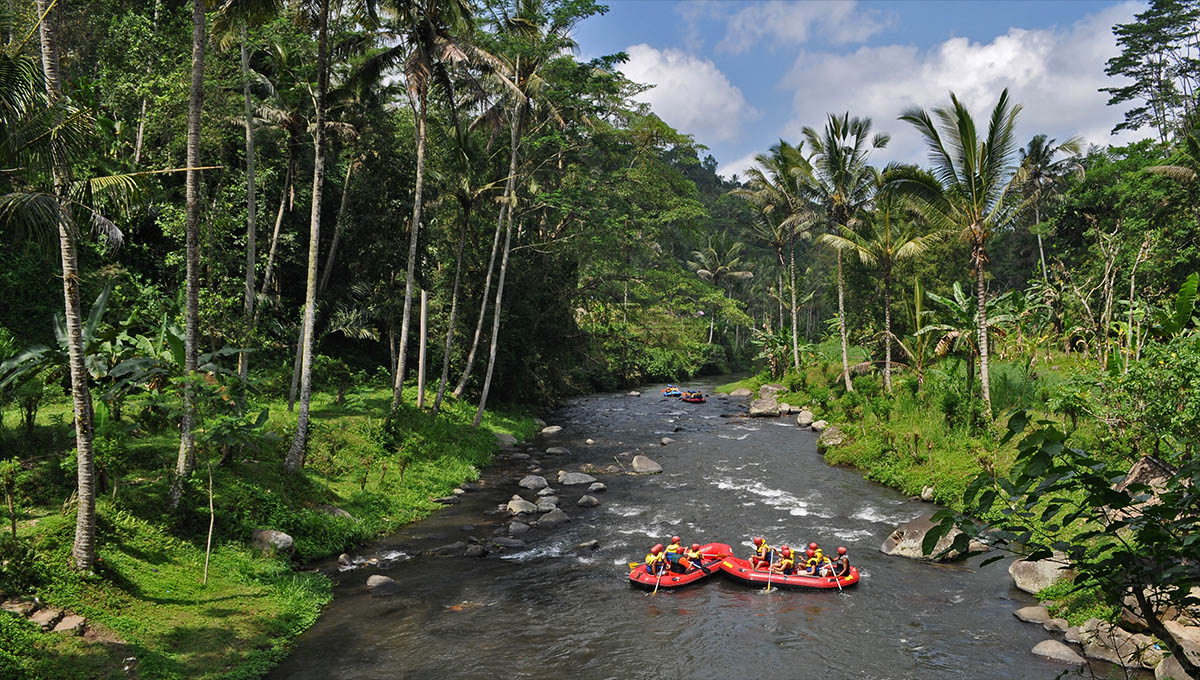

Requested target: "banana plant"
[
  {"left": 1151, "top": 272, "right": 1198, "bottom": 339},
  {"left": 919, "top": 281, "right": 1015, "bottom": 400}
]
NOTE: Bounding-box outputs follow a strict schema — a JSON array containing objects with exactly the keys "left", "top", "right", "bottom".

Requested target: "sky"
[{"left": 570, "top": 0, "right": 1151, "bottom": 180}]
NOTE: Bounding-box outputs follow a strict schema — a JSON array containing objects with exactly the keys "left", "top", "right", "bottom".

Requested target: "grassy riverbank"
[
  {"left": 0, "top": 385, "right": 537, "bottom": 679},
  {"left": 716, "top": 351, "right": 1121, "bottom": 625}
]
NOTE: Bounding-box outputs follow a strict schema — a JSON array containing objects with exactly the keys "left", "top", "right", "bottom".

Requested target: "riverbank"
[{"left": 0, "top": 385, "right": 537, "bottom": 680}]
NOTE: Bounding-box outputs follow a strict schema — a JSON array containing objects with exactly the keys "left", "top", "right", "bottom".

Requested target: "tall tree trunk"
[
  {"left": 837, "top": 251, "right": 853, "bottom": 391},
  {"left": 883, "top": 269, "right": 893, "bottom": 395},
  {"left": 287, "top": 322, "right": 302, "bottom": 411},
  {"left": 393, "top": 90, "right": 429, "bottom": 406},
  {"left": 37, "top": 0, "right": 96, "bottom": 571},
  {"left": 132, "top": 0, "right": 162, "bottom": 165},
  {"left": 789, "top": 234, "right": 799, "bottom": 372},
  {"left": 1034, "top": 203, "right": 1048, "bottom": 284},
  {"left": 453, "top": 174, "right": 506, "bottom": 399},
  {"left": 417, "top": 289, "right": 428, "bottom": 408},
  {"left": 474, "top": 98, "right": 522, "bottom": 427},
  {"left": 318, "top": 160, "right": 354, "bottom": 295},
  {"left": 284, "top": 0, "right": 329, "bottom": 473},
  {"left": 252, "top": 157, "right": 291, "bottom": 329},
  {"left": 974, "top": 238, "right": 993, "bottom": 417},
  {"left": 433, "top": 207, "right": 469, "bottom": 415},
  {"left": 238, "top": 28, "right": 258, "bottom": 381},
  {"left": 776, "top": 271, "right": 784, "bottom": 333},
  {"left": 171, "top": 0, "right": 206, "bottom": 508}
]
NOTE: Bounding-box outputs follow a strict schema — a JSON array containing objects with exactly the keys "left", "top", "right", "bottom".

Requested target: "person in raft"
[
  {"left": 645, "top": 544, "right": 668, "bottom": 575},
  {"left": 682, "top": 543, "right": 708, "bottom": 573},
  {"left": 749, "top": 536, "right": 774, "bottom": 570},
  {"left": 771, "top": 545, "right": 796, "bottom": 575},
  {"left": 825, "top": 546, "right": 850, "bottom": 577},
  {"left": 803, "top": 546, "right": 823, "bottom": 575},
  {"left": 664, "top": 536, "right": 686, "bottom": 572}
]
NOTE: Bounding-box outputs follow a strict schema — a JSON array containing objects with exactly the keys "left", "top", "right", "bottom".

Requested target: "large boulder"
[
  {"left": 1164, "top": 620, "right": 1200, "bottom": 668},
  {"left": 816, "top": 426, "right": 845, "bottom": 450},
  {"left": 1156, "top": 656, "right": 1196, "bottom": 680},
  {"left": 811, "top": 420, "right": 829, "bottom": 432},
  {"left": 1111, "top": 455, "right": 1176, "bottom": 522},
  {"left": 518, "top": 475, "right": 548, "bottom": 490},
  {"left": 879, "top": 514, "right": 984, "bottom": 562},
  {"left": 536, "top": 497, "right": 559, "bottom": 513},
  {"left": 495, "top": 432, "right": 517, "bottom": 447},
  {"left": 1031, "top": 640, "right": 1085, "bottom": 666},
  {"left": 730, "top": 388, "right": 753, "bottom": 397},
  {"left": 577, "top": 495, "right": 600, "bottom": 507},
  {"left": 558, "top": 471, "right": 596, "bottom": 486},
  {"left": 52, "top": 614, "right": 86, "bottom": 635},
  {"left": 537, "top": 486, "right": 557, "bottom": 497},
  {"left": 1014, "top": 606, "right": 1052, "bottom": 624},
  {"left": 758, "top": 383, "right": 786, "bottom": 398},
  {"left": 251, "top": 529, "right": 294, "bottom": 555},
  {"left": 1121, "top": 586, "right": 1200, "bottom": 631},
  {"left": 795, "top": 410, "right": 815, "bottom": 427},
  {"left": 539, "top": 508, "right": 570, "bottom": 526},
  {"left": 541, "top": 425, "right": 563, "bottom": 436},
  {"left": 631, "top": 455, "right": 662, "bottom": 474},
  {"left": 587, "top": 482, "right": 607, "bottom": 493},
  {"left": 627, "top": 391, "right": 641, "bottom": 397},
  {"left": 1008, "top": 551, "right": 1074, "bottom": 595},
  {"left": 366, "top": 575, "right": 399, "bottom": 594},
  {"left": 507, "top": 498, "right": 537, "bottom": 515},
  {"left": 508, "top": 521, "right": 530, "bottom": 535},
  {"left": 491, "top": 537, "right": 527, "bottom": 549},
  {"left": 748, "top": 396, "right": 780, "bottom": 418},
  {"left": 1079, "top": 618, "right": 1164, "bottom": 669}
]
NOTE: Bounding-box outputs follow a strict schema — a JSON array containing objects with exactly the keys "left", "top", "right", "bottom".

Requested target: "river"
[{"left": 269, "top": 378, "right": 1111, "bottom": 679}]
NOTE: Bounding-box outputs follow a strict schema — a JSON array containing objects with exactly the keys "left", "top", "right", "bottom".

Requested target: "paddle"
[
  {"left": 824, "top": 556, "right": 843, "bottom": 593},
  {"left": 652, "top": 566, "right": 664, "bottom": 595},
  {"left": 764, "top": 548, "right": 775, "bottom": 593}
]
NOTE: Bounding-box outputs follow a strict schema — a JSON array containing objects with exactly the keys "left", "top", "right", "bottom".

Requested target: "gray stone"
[
  {"left": 920, "top": 486, "right": 935, "bottom": 502},
  {"left": 365, "top": 575, "right": 396, "bottom": 593},
  {"left": 1064, "top": 626, "right": 1081, "bottom": 644},
  {"left": 251, "top": 529, "right": 294, "bottom": 555},
  {"left": 759, "top": 383, "right": 786, "bottom": 398},
  {"left": 575, "top": 540, "right": 600, "bottom": 551},
  {"left": 1015, "top": 606, "right": 1052, "bottom": 624},
  {"left": 1032, "top": 640, "right": 1085, "bottom": 665},
  {"left": 432, "top": 495, "right": 460, "bottom": 505},
  {"left": 464, "top": 544, "right": 486, "bottom": 558},
  {"left": 534, "top": 418, "right": 547, "bottom": 429},
  {"left": 795, "top": 410, "right": 815, "bottom": 427},
  {"left": 52, "top": 614, "right": 85, "bottom": 635},
  {"left": 1009, "top": 552, "right": 1074, "bottom": 595},
  {"left": 778, "top": 403, "right": 792, "bottom": 414},
  {"left": 577, "top": 495, "right": 600, "bottom": 507},
  {"left": 518, "top": 475, "right": 548, "bottom": 490},
  {"left": 30, "top": 608, "right": 63, "bottom": 631},
  {"left": 545, "top": 447, "right": 569, "bottom": 456},
  {"left": 585, "top": 438, "right": 596, "bottom": 445},
  {"left": 627, "top": 391, "right": 641, "bottom": 397},
  {"left": 1079, "top": 618, "right": 1164, "bottom": 669},
  {"left": 540, "top": 508, "right": 570, "bottom": 526},
  {"left": 508, "top": 521, "right": 530, "bottom": 535},
  {"left": 541, "top": 425, "right": 563, "bottom": 436},
  {"left": 816, "top": 426, "right": 845, "bottom": 449},
  {"left": 730, "top": 388, "right": 753, "bottom": 397},
  {"left": 588, "top": 482, "right": 607, "bottom": 493},
  {"left": 495, "top": 432, "right": 518, "bottom": 447},
  {"left": 452, "top": 488, "right": 466, "bottom": 495},
  {"left": 660, "top": 437, "right": 675, "bottom": 445},
  {"left": 537, "top": 486, "right": 557, "bottom": 497},
  {"left": 811, "top": 420, "right": 829, "bottom": 432},
  {"left": 507, "top": 498, "right": 537, "bottom": 515},
  {"left": 337, "top": 553, "right": 352, "bottom": 567},
  {"left": 461, "top": 482, "right": 481, "bottom": 491},
  {"left": 536, "top": 498, "right": 559, "bottom": 513},
  {"left": 317, "top": 504, "right": 355, "bottom": 520},
  {"left": 432, "top": 541, "right": 466, "bottom": 555},
  {"left": 1, "top": 599, "right": 35, "bottom": 617},
  {"left": 491, "top": 537, "right": 527, "bottom": 549},
  {"left": 1164, "top": 620, "right": 1200, "bottom": 668},
  {"left": 558, "top": 472, "right": 597, "bottom": 486},
  {"left": 510, "top": 452, "right": 530, "bottom": 460},
  {"left": 1156, "top": 656, "right": 1195, "bottom": 680},
  {"left": 631, "top": 455, "right": 662, "bottom": 474},
  {"left": 748, "top": 396, "right": 780, "bottom": 417},
  {"left": 1043, "top": 618, "right": 1070, "bottom": 632},
  {"left": 879, "top": 513, "right": 984, "bottom": 562}
]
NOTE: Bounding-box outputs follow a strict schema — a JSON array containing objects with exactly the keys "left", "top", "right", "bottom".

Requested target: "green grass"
[{"left": 0, "top": 383, "right": 538, "bottom": 679}]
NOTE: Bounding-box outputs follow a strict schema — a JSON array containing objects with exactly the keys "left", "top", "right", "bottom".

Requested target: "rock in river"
[
  {"left": 464, "top": 544, "right": 486, "bottom": 558},
  {"left": 627, "top": 391, "right": 641, "bottom": 397},
  {"left": 730, "top": 388, "right": 752, "bottom": 397},
  {"left": 366, "top": 575, "right": 398, "bottom": 593},
  {"left": 660, "top": 437, "right": 675, "bottom": 445},
  {"left": 1009, "top": 551, "right": 1074, "bottom": 595},
  {"left": 558, "top": 471, "right": 596, "bottom": 486},
  {"left": 518, "top": 474, "right": 548, "bottom": 490},
  {"left": 508, "top": 521, "right": 530, "bottom": 535},
  {"left": 537, "top": 486, "right": 557, "bottom": 496},
  {"left": 1014, "top": 606, "right": 1051, "bottom": 624},
  {"left": 879, "top": 513, "right": 985, "bottom": 562},
  {"left": 631, "top": 455, "right": 662, "bottom": 474},
  {"left": 536, "top": 498, "right": 559, "bottom": 513},
  {"left": 541, "top": 425, "right": 563, "bottom": 436},
  {"left": 507, "top": 498, "right": 537, "bottom": 515},
  {"left": 748, "top": 396, "right": 780, "bottom": 418},
  {"left": 811, "top": 420, "right": 828, "bottom": 432},
  {"left": 545, "top": 447, "right": 569, "bottom": 456},
  {"left": 795, "top": 410, "right": 815, "bottom": 427},
  {"left": 491, "top": 537, "right": 527, "bottom": 549},
  {"left": 577, "top": 495, "right": 600, "bottom": 507},
  {"left": 588, "top": 482, "right": 607, "bottom": 493},
  {"left": 1031, "top": 640, "right": 1085, "bottom": 665},
  {"left": 539, "top": 508, "right": 570, "bottom": 526}
]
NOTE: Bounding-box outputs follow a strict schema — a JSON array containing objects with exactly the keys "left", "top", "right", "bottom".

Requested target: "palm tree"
[
  {"left": 797, "top": 113, "right": 889, "bottom": 391},
  {"left": 818, "top": 169, "right": 941, "bottom": 394},
  {"left": 284, "top": 0, "right": 332, "bottom": 472},
  {"left": 920, "top": 282, "right": 1014, "bottom": 400},
  {"left": 897, "top": 89, "right": 1024, "bottom": 417},
  {"left": 1018, "top": 134, "right": 1083, "bottom": 282},
  {"left": 687, "top": 231, "right": 754, "bottom": 342},
  {"left": 733, "top": 140, "right": 811, "bottom": 371}
]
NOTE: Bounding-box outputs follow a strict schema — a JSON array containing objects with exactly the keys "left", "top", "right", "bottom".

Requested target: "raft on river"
[
  {"left": 680, "top": 392, "right": 706, "bottom": 403},
  {"left": 628, "top": 542, "right": 732, "bottom": 590},
  {"left": 718, "top": 555, "right": 860, "bottom": 590}
]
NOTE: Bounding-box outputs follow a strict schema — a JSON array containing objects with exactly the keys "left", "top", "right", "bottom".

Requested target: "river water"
[{"left": 269, "top": 378, "right": 1108, "bottom": 679}]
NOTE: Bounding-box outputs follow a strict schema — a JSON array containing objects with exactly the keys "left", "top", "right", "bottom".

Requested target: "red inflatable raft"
[
  {"left": 680, "top": 394, "right": 706, "bottom": 404},
  {"left": 718, "top": 555, "right": 860, "bottom": 589},
  {"left": 628, "top": 542, "right": 733, "bottom": 590}
]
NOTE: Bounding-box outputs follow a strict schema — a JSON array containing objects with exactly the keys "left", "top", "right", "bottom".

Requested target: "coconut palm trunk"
[
  {"left": 36, "top": 0, "right": 97, "bottom": 570},
  {"left": 433, "top": 209, "right": 468, "bottom": 415},
  {"left": 836, "top": 250, "right": 853, "bottom": 391},
  {"left": 238, "top": 27, "right": 258, "bottom": 381},
  {"left": 789, "top": 232, "right": 799, "bottom": 371},
  {"left": 284, "top": 0, "right": 329, "bottom": 472},
  {"left": 319, "top": 160, "right": 354, "bottom": 294},
  {"left": 392, "top": 90, "right": 429, "bottom": 406},
  {"left": 253, "top": 155, "right": 291, "bottom": 329},
  {"left": 1034, "top": 203, "right": 1048, "bottom": 284},
  {"left": 883, "top": 269, "right": 893, "bottom": 394},
  {"left": 417, "top": 289, "right": 428, "bottom": 408},
  {"left": 973, "top": 237, "right": 992, "bottom": 415},
  {"left": 453, "top": 162, "right": 506, "bottom": 399},
  {"left": 171, "top": 0, "right": 207, "bottom": 507},
  {"left": 473, "top": 98, "right": 522, "bottom": 427}
]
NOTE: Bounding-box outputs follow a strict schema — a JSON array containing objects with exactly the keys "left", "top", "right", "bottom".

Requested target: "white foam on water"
[
  {"left": 605, "top": 504, "right": 644, "bottom": 518},
  {"left": 788, "top": 507, "right": 809, "bottom": 517},
  {"left": 498, "top": 541, "right": 569, "bottom": 561},
  {"left": 717, "top": 433, "right": 753, "bottom": 441},
  {"left": 732, "top": 425, "right": 761, "bottom": 432},
  {"left": 767, "top": 421, "right": 793, "bottom": 427},
  {"left": 829, "top": 528, "right": 875, "bottom": 542},
  {"left": 851, "top": 506, "right": 924, "bottom": 525}
]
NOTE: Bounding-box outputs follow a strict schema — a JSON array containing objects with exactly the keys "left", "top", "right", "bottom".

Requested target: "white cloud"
[
  {"left": 717, "top": 1, "right": 891, "bottom": 54},
  {"left": 620, "top": 44, "right": 758, "bottom": 144},
  {"left": 718, "top": 152, "right": 762, "bottom": 182},
  {"left": 777, "top": 2, "right": 1149, "bottom": 166}
]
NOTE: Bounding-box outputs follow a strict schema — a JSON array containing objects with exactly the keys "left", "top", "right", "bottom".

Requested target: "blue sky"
[{"left": 571, "top": 0, "right": 1149, "bottom": 178}]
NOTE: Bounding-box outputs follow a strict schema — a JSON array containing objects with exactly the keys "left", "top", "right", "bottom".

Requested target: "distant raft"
[
  {"left": 680, "top": 391, "right": 706, "bottom": 403},
  {"left": 628, "top": 542, "right": 732, "bottom": 590},
  {"left": 662, "top": 385, "right": 682, "bottom": 397},
  {"left": 718, "top": 555, "right": 860, "bottom": 589}
]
